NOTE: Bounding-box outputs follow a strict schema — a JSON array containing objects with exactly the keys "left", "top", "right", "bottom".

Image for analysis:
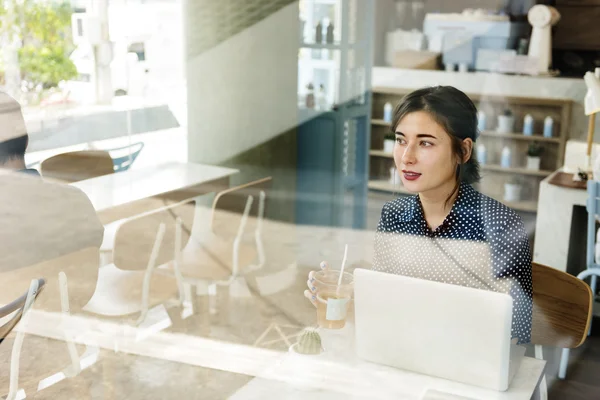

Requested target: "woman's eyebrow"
[{"left": 395, "top": 131, "right": 437, "bottom": 139}]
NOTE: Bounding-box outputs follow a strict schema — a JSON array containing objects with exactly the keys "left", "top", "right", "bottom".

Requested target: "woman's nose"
[{"left": 401, "top": 145, "right": 417, "bottom": 165}]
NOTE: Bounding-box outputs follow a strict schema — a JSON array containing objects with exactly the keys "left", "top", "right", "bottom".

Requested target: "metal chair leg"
[
  {"left": 558, "top": 348, "right": 570, "bottom": 379},
  {"left": 590, "top": 275, "right": 597, "bottom": 336}
]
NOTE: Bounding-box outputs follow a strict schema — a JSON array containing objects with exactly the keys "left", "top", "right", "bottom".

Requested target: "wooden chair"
[
  {"left": 531, "top": 262, "right": 593, "bottom": 398},
  {"left": 40, "top": 150, "right": 115, "bottom": 183}
]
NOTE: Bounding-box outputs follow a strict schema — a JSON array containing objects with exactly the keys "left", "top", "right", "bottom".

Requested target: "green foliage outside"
[{"left": 0, "top": 0, "right": 77, "bottom": 89}]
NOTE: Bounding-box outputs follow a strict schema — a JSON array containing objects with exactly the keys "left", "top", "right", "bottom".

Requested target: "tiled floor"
[{"left": 547, "top": 319, "right": 600, "bottom": 399}]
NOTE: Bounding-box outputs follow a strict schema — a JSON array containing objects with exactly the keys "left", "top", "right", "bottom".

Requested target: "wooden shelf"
[
  {"left": 301, "top": 42, "right": 342, "bottom": 50},
  {"left": 498, "top": 200, "right": 538, "bottom": 213},
  {"left": 372, "top": 119, "right": 390, "bottom": 126},
  {"left": 369, "top": 150, "right": 393, "bottom": 158},
  {"left": 372, "top": 121, "right": 560, "bottom": 145},
  {"left": 481, "top": 164, "right": 553, "bottom": 177},
  {"left": 371, "top": 153, "right": 554, "bottom": 177},
  {"left": 367, "top": 180, "right": 538, "bottom": 212},
  {"left": 479, "top": 131, "right": 560, "bottom": 143},
  {"left": 371, "top": 86, "right": 572, "bottom": 107}
]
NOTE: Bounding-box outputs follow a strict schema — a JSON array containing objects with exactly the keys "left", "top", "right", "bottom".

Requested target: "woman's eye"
[
  {"left": 395, "top": 137, "right": 405, "bottom": 145},
  {"left": 421, "top": 141, "right": 433, "bottom": 147}
]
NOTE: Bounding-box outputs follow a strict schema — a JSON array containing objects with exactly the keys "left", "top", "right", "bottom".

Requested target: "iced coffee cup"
[{"left": 314, "top": 269, "right": 354, "bottom": 329}]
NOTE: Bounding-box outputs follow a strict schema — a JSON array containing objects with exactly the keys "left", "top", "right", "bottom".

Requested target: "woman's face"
[{"left": 393, "top": 111, "right": 460, "bottom": 195}]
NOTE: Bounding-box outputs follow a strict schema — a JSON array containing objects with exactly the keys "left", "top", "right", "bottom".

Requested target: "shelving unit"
[
  {"left": 296, "top": 0, "right": 374, "bottom": 229},
  {"left": 480, "top": 164, "right": 554, "bottom": 177},
  {"left": 368, "top": 87, "right": 572, "bottom": 214}
]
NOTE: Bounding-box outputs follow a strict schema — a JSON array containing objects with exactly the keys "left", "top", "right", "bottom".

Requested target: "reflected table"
[
  {"left": 70, "top": 161, "right": 238, "bottom": 224},
  {"left": 231, "top": 324, "right": 546, "bottom": 400}
]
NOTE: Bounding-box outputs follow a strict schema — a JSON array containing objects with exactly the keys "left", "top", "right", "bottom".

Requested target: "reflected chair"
[
  {"left": 0, "top": 279, "right": 45, "bottom": 400},
  {"left": 0, "top": 279, "right": 46, "bottom": 343},
  {"left": 83, "top": 200, "right": 198, "bottom": 328},
  {"left": 106, "top": 142, "right": 145, "bottom": 172},
  {"left": 531, "top": 262, "right": 593, "bottom": 398},
  {"left": 139, "top": 177, "right": 271, "bottom": 321},
  {"left": 0, "top": 247, "right": 101, "bottom": 397},
  {"left": 40, "top": 150, "right": 115, "bottom": 183},
  {"left": 171, "top": 178, "right": 272, "bottom": 309}
]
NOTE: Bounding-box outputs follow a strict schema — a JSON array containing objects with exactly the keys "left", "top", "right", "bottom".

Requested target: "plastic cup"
[{"left": 313, "top": 269, "right": 354, "bottom": 329}]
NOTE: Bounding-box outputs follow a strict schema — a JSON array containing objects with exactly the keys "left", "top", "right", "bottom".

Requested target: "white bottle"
[
  {"left": 501, "top": 146, "right": 511, "bottom": 168},
  {"left": 523, "top": 114, "right": 534, "bottom": 136},
  {"left": 476, "top": 143, "right": 487, "bottom": 165},
  {"left": 477, "top": 110, "right": 486, "bottom": 132},
  {"left": 383, "top": 102, "right": 393, "bottom": 123},
  {"left": 316, "top": 84, "right": 327, "bottom": 110},
  {"left": 543, "top": 116, "right": 554, "bottom": 138}
]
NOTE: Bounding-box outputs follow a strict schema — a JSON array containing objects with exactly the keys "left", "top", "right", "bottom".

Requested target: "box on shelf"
[{"left": 393, "top": 50, "right": 440, "bottom": 70}]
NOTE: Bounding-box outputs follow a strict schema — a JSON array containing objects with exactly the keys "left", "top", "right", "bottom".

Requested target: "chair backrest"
[
  {"left": 113, "top": 199, "right": 196, "bottom": 271},
  {"left": 40, "top": 150, "right": 114, "bottom": 183},
  {"left": 531, "top": 262, "right": 593, "bottom": 348},
  {"left": 108, "top": 142, "right": 145, "bottom": 172},
  {"left": 0, "top": 278, "right": 45, "bottom": 343},
  {"left": 587, "top": 180, "right": 600, "bottom": 269},
  {"left": 210, "top": 177, "right": 272, "bottom": 237}
]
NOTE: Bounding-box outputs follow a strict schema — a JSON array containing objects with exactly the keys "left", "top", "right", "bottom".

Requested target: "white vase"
[
  {"left": 497, "top": 115, "right": 515, "bottom": 134},
  {"left": 526, "top": 156, "right": 541, "bottom": 170},
  {"left": 503, "top": 183, "right": 522, "bottom": 202},
  {"left": 383, "top": 139, "right": 395, "bottom": 153}
]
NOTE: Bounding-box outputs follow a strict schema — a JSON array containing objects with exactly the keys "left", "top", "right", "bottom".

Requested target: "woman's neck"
[{"left": 418, "top": 180, "right": 460, "bottom": 230}]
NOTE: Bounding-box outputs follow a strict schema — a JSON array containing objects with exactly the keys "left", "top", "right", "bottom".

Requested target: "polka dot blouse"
[{"left": 374, "top": 182, "right": 533, "bottom": 344}]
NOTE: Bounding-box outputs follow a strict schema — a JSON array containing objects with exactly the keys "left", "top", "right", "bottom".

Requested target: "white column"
[{"left": 88, "top": 0, "right": 113, "bottom": 104}]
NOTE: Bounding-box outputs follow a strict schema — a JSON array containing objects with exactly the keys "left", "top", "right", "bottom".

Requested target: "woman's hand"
[{"left": 304, "top": 261, "right": 329, "bottom": 307}]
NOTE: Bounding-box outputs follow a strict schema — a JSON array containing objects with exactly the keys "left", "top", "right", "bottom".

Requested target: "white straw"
[{"left": 338, "top": 244, "right": 348, "bottom": 287}]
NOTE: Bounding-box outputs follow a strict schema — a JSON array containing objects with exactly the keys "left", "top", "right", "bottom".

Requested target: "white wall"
[{"left": 185, "top": 3, "right": 298, "bottom": 165}]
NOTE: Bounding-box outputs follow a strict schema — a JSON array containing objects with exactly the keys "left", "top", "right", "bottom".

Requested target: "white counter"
[{"left": 533, "top": 169, "right": 587, "bottom": 272}]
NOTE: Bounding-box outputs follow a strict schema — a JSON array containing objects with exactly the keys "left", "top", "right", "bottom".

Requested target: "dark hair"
[
  {"left": 391, "top": 86, "right": 481, "bottom": 204},
  {"left": 0, "top": 134, "right": 28, "bottom": 165}
]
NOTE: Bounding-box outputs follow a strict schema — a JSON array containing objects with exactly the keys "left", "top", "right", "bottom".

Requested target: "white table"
[
  {"left": 231, "top": 327, "right": 546, "bottom": 400},
  {"left": 70, "top": 162, "right": 238, "bottom": 223}
]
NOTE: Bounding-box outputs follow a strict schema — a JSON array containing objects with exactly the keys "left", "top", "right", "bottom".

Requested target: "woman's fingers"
[
  {"left": 304, "top": 290, "right": 317, "bottom": 307},
  {"left": 304, "top": 261, "right": 328, "bottom": 308}
]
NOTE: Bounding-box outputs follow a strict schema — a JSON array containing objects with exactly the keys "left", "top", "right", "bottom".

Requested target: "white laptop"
[{"left": 353, "top": 268, "right": 525, "bottom": 391}]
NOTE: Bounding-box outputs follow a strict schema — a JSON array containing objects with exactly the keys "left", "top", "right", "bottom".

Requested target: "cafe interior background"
[{"left": 2, "top": 0, "right": 600, "bottom": 398}]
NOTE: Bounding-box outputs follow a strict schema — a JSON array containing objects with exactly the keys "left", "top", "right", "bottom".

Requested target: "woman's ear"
[{"left": 461, "top": 138, "right": 473, "bottom": 163}]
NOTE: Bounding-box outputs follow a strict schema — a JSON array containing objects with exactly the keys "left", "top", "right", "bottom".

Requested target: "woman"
[{"left": 305, "top": 86, "right": 533, "bottom": 344}]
